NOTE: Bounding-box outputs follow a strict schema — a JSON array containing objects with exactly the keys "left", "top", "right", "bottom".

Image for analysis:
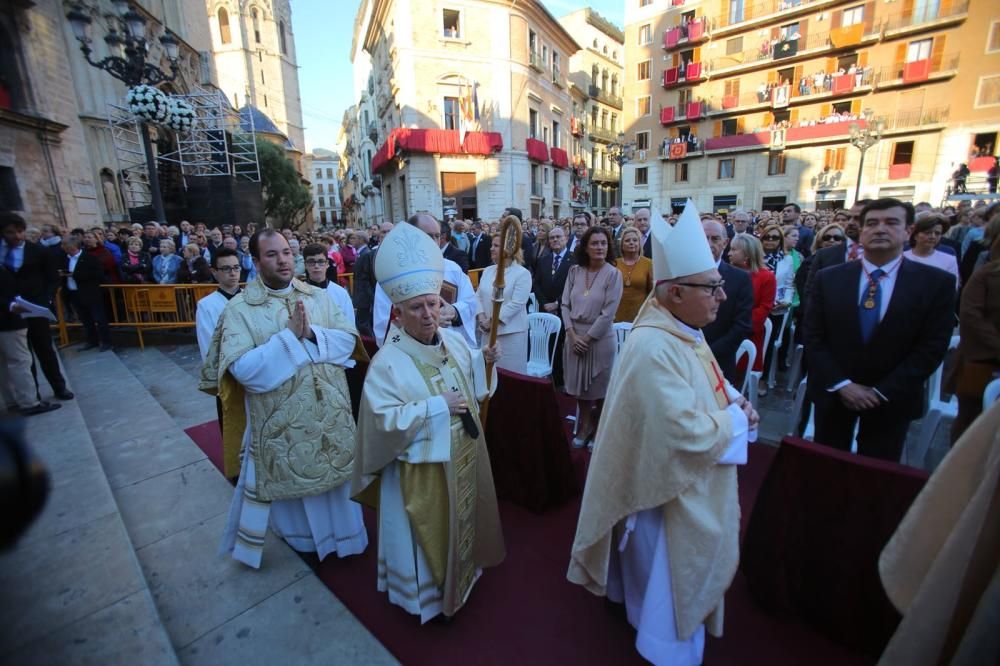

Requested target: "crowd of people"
[{"left": 3, "top": 192, "right": 998, "bottom": 664}]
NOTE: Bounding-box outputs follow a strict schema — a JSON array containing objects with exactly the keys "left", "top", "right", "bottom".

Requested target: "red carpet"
[{"left": 185, "top": 422, "right": 869, "bottom": 665}]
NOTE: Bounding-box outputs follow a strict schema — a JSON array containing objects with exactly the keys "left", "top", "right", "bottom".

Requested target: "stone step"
[
  {"left": 0, "top": 348, "right": 178, "bottom": 665},
  {"left": 109, "top": 344, "right": 397, "bottom": 665}
]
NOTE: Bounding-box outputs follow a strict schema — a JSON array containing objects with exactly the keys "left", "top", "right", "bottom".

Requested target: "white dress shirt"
[{"left": 66, "top": 250, "right": 81, "bottom": 291}]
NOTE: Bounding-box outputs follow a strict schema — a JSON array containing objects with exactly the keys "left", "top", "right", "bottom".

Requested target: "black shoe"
[
  {"left": 54, "top": 388, "right": 75, "bottom": 400},
  {"left": 99, "top": 344, "right": 114, "bottom": 352},
  {"left": 80, "top": 342, "right": 98, "bottom": 350},
  {"left": 20, "top": 402, "right": 62, "bottom": 416}
]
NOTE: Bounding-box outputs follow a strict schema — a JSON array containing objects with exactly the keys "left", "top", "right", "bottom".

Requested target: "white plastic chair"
[
  {"left": 786, "top": 343, "right": 805, "bottom": 392},
  {"left": 908, "top": 334, "right": 961, "bottom": 468},
  {"left": 526, "top": 312, "right": 561, "bottom": 378},
  {"left": 790, "top": 377, "right": 809, "bottom": 437},
  {"left": 746, "top": 318, "right": 772, "bottom": 408},
  {"left": 767, "top": 310, "right": 791, "bottom": 389},
  {"left": 736, "top": 339, "right": 757, "bottom": 399},
  {"left": 985, "top": 378, "right": 1000, "bottom": 411},
  {"left": 613, "top": 321, "right": 632, "bottom": 355},
  {"left": 527, "top": 292, "right": 539, "bottom": 314}
]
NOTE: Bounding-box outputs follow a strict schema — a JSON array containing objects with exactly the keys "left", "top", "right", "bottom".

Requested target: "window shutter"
[
  {"left": 851, "top": 99, "right": 862, "bottom": 114},
  {"left": 859, "top": 50, "right": 868, "bottom": 67},
  {"left": 894, "top": 43, "right": 906, "bottom": 63},
  {"left": 694, "top": 47, "right": 701, "bottom": 62},
  {"left": 767, "top": 70, "right": 778, "bottom": 83},
  {"left": 837, "top": 148, "right": 847, "bottom": 170},
  {"left": 902, "top": 0, "right": 914, "bottom": 19},
  {"left": 826, "top": 57, "right": 837, "bottom": 73},
  {"left": 798, "top": 20, "right": 809, "bottom": 43},
  {"left": 793, "top": 65, "right": 803, "bottom": 87},
  {"left": 713, "top": 121, "right": 722, "bottom": 137},
  {"left": 790, "top": 109, "right": 799, "bottom": 123},
  {"left": 863, "top": 1, "right": 875, "bottom": 32},
  {"left": 672, "top": 53, "right": 680, "bottom": 67},
  {"left": 939, "top": 0, "right": 953, "bottom": 14},
  {"left": 737, "top": 117, "right": 746, "bottom": 134},
  {"left": 764, "top": 112, "right": 774, "bottom": 125},
  {"left": 823, "top": 149, "right": 832, "bottom": 169},
  {"left": 831, "top": 9, "right": 842, "bottom": 30},
  {"left": 820, "top": 103, "right": 832, "bottom": 117},
  {"left": 931, "top": 35, "right": 946, "bottom": 69},
  {"left": 670, "top": 127, "right": 679, "bottom": 138}
]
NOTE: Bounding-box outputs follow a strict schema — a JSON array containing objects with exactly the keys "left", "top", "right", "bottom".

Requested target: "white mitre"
[
  {"left": 650, "top": 200, "right": 717, "bottom": 282},
  {"left": 374, "top": 222, "right": 444, "bottom": 304}
]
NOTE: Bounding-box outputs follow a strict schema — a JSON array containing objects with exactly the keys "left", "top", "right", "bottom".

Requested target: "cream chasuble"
[
  {"left": 199, "top": 278, "right": 369, "bottom": 568},
  {"left": 569, "top": 296, "right": 748, "bottom": 664},
  {"left": 353, "top": 324, "right": 505, "bottom": 623}
]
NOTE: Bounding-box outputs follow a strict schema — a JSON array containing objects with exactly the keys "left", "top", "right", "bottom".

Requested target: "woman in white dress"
[{"left": 476, "top": 235, "right": 531, "bottom": 374}]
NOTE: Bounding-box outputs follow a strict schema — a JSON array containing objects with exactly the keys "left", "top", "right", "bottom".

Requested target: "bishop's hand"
[{"left": 443, "top": 390, "right": 468, "bottom": 415}]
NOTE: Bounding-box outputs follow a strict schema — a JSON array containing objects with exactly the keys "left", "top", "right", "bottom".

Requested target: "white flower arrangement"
[
  {"left": 126, "top": 84, "right": 169, "bottom": 123},
  {"left": 165, "top": 97, "right": 196, "bottom": 133}
]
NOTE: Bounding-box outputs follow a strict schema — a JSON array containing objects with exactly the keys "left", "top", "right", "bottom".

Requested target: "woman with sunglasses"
[
  {"left": 761, "top": 225, "right": 805, "bottom": 395},
  {"left": 759, "top": 224, "right": 785, "bottom": 273}
]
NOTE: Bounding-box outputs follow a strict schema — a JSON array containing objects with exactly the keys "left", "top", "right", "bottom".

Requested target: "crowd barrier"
[{"left": 52, "top": 268, "right": 484, "bottom": 349}]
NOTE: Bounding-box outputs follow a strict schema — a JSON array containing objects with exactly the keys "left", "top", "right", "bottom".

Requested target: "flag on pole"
[
  {"left": 459, "top": 78, "right": 474, "bottom": 145},
  {"left": 472, "top": 80, "right": 480, "bottom": 123}
]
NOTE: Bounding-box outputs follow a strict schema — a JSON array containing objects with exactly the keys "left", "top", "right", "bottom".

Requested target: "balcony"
[
  {"left": 709, "top": 0, "right": 844, "bottom": 38},
  {"left": 662, "top": 62, "right": 704, "bottom": 88},
  {"left": 707, "top": 27, "right": 879, "bottom": 79},
  {"left": 529, "top": 51, "right": 543, "bottom": 72},
  {"left": 881, "top": 0, "right": 969, "bottom": 37},
  {"left": 589, "top": 125, "right": 620, "bottom": 144},
  {"left": 659, "top": 140, "right": 704, "bottom": 159},
  {"left": 588, "top": 84, "right": 623, "bottom": 109},
  {"left": 705, "top": 132, "right": 772, "bottom": 152},
  {"left": 872, "top": 54, "right": 960, "bottom": 89},
  {"left": 570, "top": 117, "right": 585, "bottom": 136},
  {"left": 662, "top": 18, "right": 709, "bottom": 51},
  {"left": 705, "top": 70, "right": 875, "bottom": 119},
  {"left": 552, "top": 65, "right": 563, "bottom": 88},
  {"left": 367, "top": 122, "right": 378, "bottom": 142},
  {"left": 591, "top": 169, "right": 618, "bottom": 183}
]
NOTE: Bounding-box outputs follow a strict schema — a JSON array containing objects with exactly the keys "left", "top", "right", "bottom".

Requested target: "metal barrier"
[{"left": 53, "top": 268, "right": 485, "bottom": 349}]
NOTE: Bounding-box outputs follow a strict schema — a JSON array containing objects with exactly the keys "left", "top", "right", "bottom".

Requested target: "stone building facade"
[
  {"left": 621, "top": 0, "right": 1000, "bottom": 213},
  {"left": 356, "top": 0, "right": 582, "bottom": 223},
  {"left": 206, "top": 0, "right": 304, "bottom": 162},
  {"left": 307, "top": 150, "right": 342, "bottom": 227},
  {"left": 1, "top": 0, "right": 215, "bottom": 230}
]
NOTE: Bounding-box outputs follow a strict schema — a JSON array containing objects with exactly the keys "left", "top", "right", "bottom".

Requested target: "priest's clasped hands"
[
  {"left": 732, "top": 394, "right": 760, "bottom": 429},
  {"left": 286, "top": 300, "right": 317, "bottom": 343}
]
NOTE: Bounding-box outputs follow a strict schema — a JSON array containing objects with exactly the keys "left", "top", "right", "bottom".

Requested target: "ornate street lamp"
[
  {"left": 608, "top": 132, "right": 635, "bottom": 208},
  {"left": 849, "top": 108, "right": 885, "bottom": 203},
  {"left": 66, "top": 1, "right": 181, "bottom": 223}
]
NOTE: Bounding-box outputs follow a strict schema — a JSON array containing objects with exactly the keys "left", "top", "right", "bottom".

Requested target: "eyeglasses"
[
  {"left": 762, "top": 235, "right": 781, "bottom": 241},
  {"left": 214, "top": 265, "right": 241, "bottom": 273},
  {"left": 304, "top": 259, "right": 329, "bottom": 267},
  {"left": 676, "top": 280, "right": 726, "bottom": 296},
  {"left": 821, "top": 234, "right": 845, "bottom": 242}
]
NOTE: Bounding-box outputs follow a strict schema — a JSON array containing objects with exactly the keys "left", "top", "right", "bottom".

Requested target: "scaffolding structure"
[{"left": 108, "top": 87, "right": 260, "bottom": 209}]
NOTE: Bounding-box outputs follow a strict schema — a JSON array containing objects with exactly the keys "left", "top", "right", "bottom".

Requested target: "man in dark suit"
[
  {"left": 633, "top": 208, "right": 652, "bottom": 258},
  {"left": 0, "top": 213, "right": 73, "bottom": 401},
  {"left": 700, "top": 219, "right": 753, "bottom": 383},
  {"left": 782, "top": 202, "right": 814, "bottom": 257},
  {"left": 804, "top": 198, "right": 955, "bottom": 462},
  {"left": 468, "top": 221, "right": 491, "bottom": 270},
  {"left": 352, "top": 221, "right": 393, "bottom": 338},
  {"left": 438, "top": 219, "right": 470, "bottom": 273},
  {"left": 804, "top": 199, "right": 869, "bottom": 301},
  {"left": 61, "top": 236, "right": 113, "bottom": 351},
  {"left": 532, "top": 225, "right": 574, "bottom": 385}
]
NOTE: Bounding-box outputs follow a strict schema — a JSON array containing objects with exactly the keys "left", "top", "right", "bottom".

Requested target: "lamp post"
[
  {"left": 608, "top": 131, "right": 635, "bottom": 209},
  {"left": 66, "top": 1, "right": 181, "bottom": 224},
  {"left": 848, "top": 108, "right": 885, "bottom": 203}
]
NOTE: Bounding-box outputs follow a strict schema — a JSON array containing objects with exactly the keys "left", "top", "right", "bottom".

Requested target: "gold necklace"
[
  {"left": 621, "top": 256, "right": 639, "bottom": 287},
  {"left": 584, "top": 266, "right": 600, "bottom": 296}
]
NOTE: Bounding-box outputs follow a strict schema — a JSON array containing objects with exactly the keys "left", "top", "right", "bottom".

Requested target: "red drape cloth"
[
  {"left": 786, "top": 120, "right": 864, "bottom": 142},
  {"left": 663, "top": 67, "right": 679, "bottom": 87},
  {"left": 705, "top": 132, "right": 771, "bottom": 150},
  {"left": 686, "top": 61, "right": 703, "bottom": 81},
  {"left": 664, "top": 27, "right": 680, "bottom": 49},
  {"left": 668, "top": 142, "right": 688, "bottom": 159},
  {"left": 902, "top": 59, "right": 930, "bottom": 83},
  {"left": 549, "top": 147, "right": 569, "bottom": 169},
  {"left": 526, "top": 137, "right": 550, "bottom": 163},
  {"left": 484, "top": 370, "right": 578, "bottom": 513},
  {"left": 969, "top": 155, "right": 995, "bottom": 172},
  {"left": 722, "top": 94, "right": 739, "bottom": 109},
  {"left": 371, "top": 129, "right": 505, "bottom": 172},
  {"left": 688, "top": 19, "right": 705, "bottom": 41},
  {"left": 660, "top": 107, "right": 675, "bottom": 124},
  {"left": 685, "top": 101, "right": 703, "bottom": 120},
  {"left": 741, "top": 437, "right": 928, "bottom": 658},
  {"left": 831, "top": 74, "right": 855, "bottom": 94},
  {"left": 888, "top": 163, "right": 912, "bottom": 180}
]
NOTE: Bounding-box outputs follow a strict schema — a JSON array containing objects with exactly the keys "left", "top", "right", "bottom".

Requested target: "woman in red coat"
[
  {"left": 728, "top": 233, "right": 776, "bottom": 372},
  {"left": 83, "top": 231, "right": 121, "bottom": 283}
]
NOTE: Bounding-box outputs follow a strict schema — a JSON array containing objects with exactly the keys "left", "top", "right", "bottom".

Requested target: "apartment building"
[
  {"left": 307, "top": 150, "right": 342, "bottom": 227},
  {"left": 558, "top": 9, "right": 626, "bottom": 214},
  {"left": 623, "top": 0, "right": 1000, "bottom": 213},
  {"left": 357, "top": 0, "right": 581, "bottom": 221}
]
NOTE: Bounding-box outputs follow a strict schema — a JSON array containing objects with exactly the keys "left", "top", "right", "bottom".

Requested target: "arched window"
[
  {"left": 217, "top": 7, "right": 231, "bottom": 44},
  {"left": 592, "top": 38, "right": 598, "bottom": 48},
  {"left": 251, "top": 8, "right": 260, "bottom": 43},
  {"left": 601, "top": 69, "right": 609, "bottom": 92},
  {"left": 278, "top": 19, "right": 287, "bottom": 54},
  {"left": 591, "top": 64, "right": 599, "bottom": 84}
]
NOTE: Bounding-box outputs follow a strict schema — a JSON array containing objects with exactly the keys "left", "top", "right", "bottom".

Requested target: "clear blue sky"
[{"left": 292, "top": 0, "right": 625, "bottom": 153}]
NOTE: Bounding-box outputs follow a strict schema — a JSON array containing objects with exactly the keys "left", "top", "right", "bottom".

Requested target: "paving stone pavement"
[{"left": 1, "top": 344, "right": 396, "bottom": 666}]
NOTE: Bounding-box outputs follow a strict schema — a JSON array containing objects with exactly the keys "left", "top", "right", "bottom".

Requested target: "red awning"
[
  {"left": 371, "top": 128, "right": 504, "bottom": 172},
  {"left": 550, "top": 147, "right": 569, "bottom": 169},
  {"left": 526, "top": 137, "right": 549, "bottom": 163}
]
